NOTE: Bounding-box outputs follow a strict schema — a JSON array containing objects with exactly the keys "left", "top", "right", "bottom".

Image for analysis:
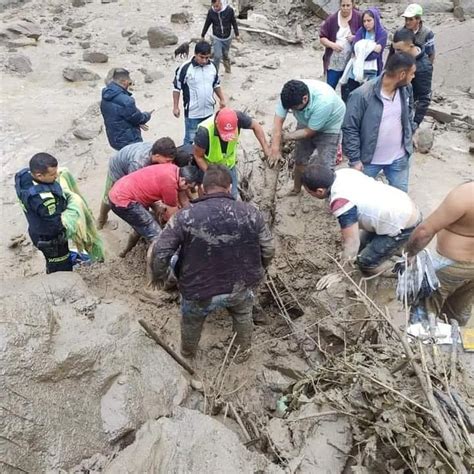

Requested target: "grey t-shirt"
[{"left": 108, "top": 142, "right": 152, "bottom": 183}]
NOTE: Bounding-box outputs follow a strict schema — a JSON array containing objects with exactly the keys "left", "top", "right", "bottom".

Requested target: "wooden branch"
[
  {"left": 237, "top": 25, "right": 302, "bottom": 45},
  {"left": 138, "top": 319, "right": 195, "bottom": 375}
]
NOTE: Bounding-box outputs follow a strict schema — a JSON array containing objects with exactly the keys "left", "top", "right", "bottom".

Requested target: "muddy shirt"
[
  {"left": 150, "top": 192, "right": 275, "bottom": 300},
  {"left": 194, "top": 111, "right": 253, "bottom": 154},
  {"left": 108, "top": 142, "right": 152, "bottom": 183}
]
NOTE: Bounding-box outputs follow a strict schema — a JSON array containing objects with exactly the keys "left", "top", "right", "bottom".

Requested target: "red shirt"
[{"left": 109, "top": 162, "right": 179, "bottom": 208}]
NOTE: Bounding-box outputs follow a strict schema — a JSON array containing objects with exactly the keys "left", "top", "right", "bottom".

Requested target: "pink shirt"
[
  {"left": 109, "top": 162, "right": 179, "bottom": 208},
  {"left": 371, "top": 89, "right": 406, "bottom": 165}
]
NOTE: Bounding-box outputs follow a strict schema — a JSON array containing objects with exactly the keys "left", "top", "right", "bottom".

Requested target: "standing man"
[
  {"left": 193, "top": 107, "right": 271, "bottom": 199},
  {"left": 15, "top": 153, "right": 72, "bottom": 274},
  {"left": 97, "top": 137, "right": 177, "bottom": 229},
  {"left": 101, "top": 68, "right": 153, "bottom": 151},
  {"left": 201, "top": 0, "right": 240, "bottom": 73},
  {"left": 342, "top": 52, "right": 416, "bottom": 192},
  {"left": 391, "top": 28, "right": 433, "bottom": 129},
  {"left": 399, "top": 3, "right": 435, "bottom": 63},
  {"left": 301, "top": 165, "right": 421, "bottom": 279},
  {"left": 147, "top": 165, "right": 275, "bottom": 361},
  {"left": 173, "top": 41, "right": 226, "bottom": 145},
  {"left": 108, "top": 163, "right": 199, "bottom": 246},
  {"left": 406, "top": 182, "right": 474, "bottom": 326},
  {"left": 269, "top": 79, "right": 346, "bottom": 195}
]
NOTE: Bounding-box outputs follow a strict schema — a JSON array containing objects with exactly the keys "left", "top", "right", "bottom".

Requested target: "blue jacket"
[
  {"left": 100, "top": 82, "right": 151, "bottom": 151},
  {"left": 342, "top": 75, "right": 415, "bottom": 165}
]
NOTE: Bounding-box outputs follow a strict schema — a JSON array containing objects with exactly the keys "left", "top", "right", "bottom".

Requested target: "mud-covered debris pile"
[{"left": 275, "top": 285, "right": 474, "bottom": 473}]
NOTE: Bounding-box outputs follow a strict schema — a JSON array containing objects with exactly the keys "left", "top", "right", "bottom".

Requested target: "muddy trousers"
[
  {"left": 411, "top": 250, "right": 474, "bottom": 326},
  {"left": 180, "top": 289, "right": 254, "bottom": 355}
]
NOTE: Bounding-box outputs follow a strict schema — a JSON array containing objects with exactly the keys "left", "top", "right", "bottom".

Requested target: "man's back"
[
  {"left": 108, "top": 142, "right": 152, "bottom": 183},
  {"left": 436, "top": 182, "right": 474, "bottom": 262},
  {"left": 167, "top": 193, "right": 271, "bottom": 300}
]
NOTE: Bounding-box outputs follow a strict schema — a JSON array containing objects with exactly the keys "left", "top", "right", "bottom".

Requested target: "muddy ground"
[{"left": 1, "top": 0, "right": 473, "bottom": 472}]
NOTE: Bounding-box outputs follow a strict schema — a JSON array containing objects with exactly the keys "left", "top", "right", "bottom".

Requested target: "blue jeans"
[
  {"left": 357, "top": 223, "right": 418, "bottom": 271},
  {"left": 184, "top": 116, "right": 210, "bottom": 145},
  {"left": 180, "top": 289, "right": 254, "bottom": 354},
  {"left": 212, "top": 36, "right": 232, "bottom": 72},
  {"left": 110, "top": 201, "right": 161, "bottom": 241},
  {"left": 229, "top": 165, "right": 238, "bottom": 199},
  {"left": 326, "top": 69, "right": 344, "bottom": 89},
  {"left": 363, "top": 154, "right": 411, "bottom": 192}
]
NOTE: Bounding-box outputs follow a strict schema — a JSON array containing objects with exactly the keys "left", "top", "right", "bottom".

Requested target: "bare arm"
[
  {"left": 172, "top": 90, "right": 181, "bottom": 118},
  {"left": 268, "top": 114, "right": 285, "bottom": 166},
  {"left": 320, "top": 37, "right": 343, "bottom": 52},
  {"left": 250, "top": 119, "right": 270, "bottom": 156},
  {"left": 283, "top": 127, "right": 317, "bottom": 141},
  {"left": 214, "top": 86, "right": 225, "bottom": 107},
  {"left": 340, "top": 223, "right": 360, "bottom": 262},
  {"left": 406, "top": 188, "right": 467, "bottom": 257},
  {"left": 193, "top": 145, "right": 208, "bottom": 172}
]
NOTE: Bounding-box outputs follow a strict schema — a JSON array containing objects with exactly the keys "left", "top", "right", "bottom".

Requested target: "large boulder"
[
  {"left": 170, "top": 11, "right": 193, "bottom": 23},
  {"left": 104, "top": 408, "right": 282, "bottom": 473},
  {"left": 83, "top": 51, "right": 109, "bottom": 63},
  {"left": 0, "top": 19, "right": 41, "bottom": 45},
  {"left": 398, "top": 0, "right": 453, "bottom": 14},
  {"left": 63, "top": 66, "right": 100, "bottom": 82},
  {"left": 6, "top": 54, "right": 32, "bottom": 74},
  {"left": 460, "top": 0, "right": 474, "bottom": 14},
  {"left": 72, "top": 102, "right": 103, "bottom": 140},
  {"left": 0, "top": 273, "right": 189, "bottom": 472},
  {"left": 147, "top": 26, "right": 178, "bottom": 48}
]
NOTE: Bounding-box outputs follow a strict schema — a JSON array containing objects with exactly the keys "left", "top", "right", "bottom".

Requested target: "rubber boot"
[
  {"left": 223, "top": 58, "right": 231, "bottom": 74},
  {"left": 180, "top": 313, "right": 205, "bottom": 358},
  {"left": 232, "top": 322, "right": 253, "bottom": 363},
  {"left": 289, "top": 164, "right": 305, "bottom": 195},
  {"left": 96, "top": 201, "right": 110, "bottom": 230}
]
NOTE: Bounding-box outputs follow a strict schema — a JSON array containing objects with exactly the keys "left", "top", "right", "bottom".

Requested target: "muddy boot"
[
  {"left": 180, "top": 340, "right": 197, "bottom": 358},
  {"left": 289, "top": 164, "right": 305, "bottom": 195},
  {"left": 96, "top": 201, "right": 110, "bottom": 230},
  {"left": 232, "top": 322, "right": 253, "bottom": 364},
  {"left": 223, "top": 58, "right": 231, "bottom": 74},
  {"left": 180, "top": 310, "right": 206, "bottom": 358}
]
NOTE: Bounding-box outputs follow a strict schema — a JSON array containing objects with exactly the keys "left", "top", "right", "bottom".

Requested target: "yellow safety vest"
[{"left": 201, "top": 116, "right": 240, "bottom": 169}]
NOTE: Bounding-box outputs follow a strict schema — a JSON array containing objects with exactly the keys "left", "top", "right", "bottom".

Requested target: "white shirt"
[{"left": 330, "top": 168, "right": 415, "bottom": 236}]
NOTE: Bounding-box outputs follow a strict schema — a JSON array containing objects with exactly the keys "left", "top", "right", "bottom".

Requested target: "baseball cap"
[
  {"left": 401, "top": 3, "right": 423, "bottom": 17},
  {"left": 215, "top": 108, "right": 238, "bottom": 142}
]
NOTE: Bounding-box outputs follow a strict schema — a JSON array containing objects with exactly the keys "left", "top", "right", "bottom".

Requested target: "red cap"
[{"left": 215, "top": 108, "right": 238, "bottom": 142}]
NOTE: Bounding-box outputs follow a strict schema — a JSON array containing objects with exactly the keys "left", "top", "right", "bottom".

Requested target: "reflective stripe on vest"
[{"left": 201, "top": 116, "right": 239, "bottom": 169}]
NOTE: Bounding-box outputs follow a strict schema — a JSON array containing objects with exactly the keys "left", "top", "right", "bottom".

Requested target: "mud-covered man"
[
  {"left": 406, "top": 182, "right": 474, "bottom": 326},
  {"left": 15, "top": 153, "right": 73, "bottom": 274},
  {"left": 147, "top": 165, "right": 275, "bottom": 361}
]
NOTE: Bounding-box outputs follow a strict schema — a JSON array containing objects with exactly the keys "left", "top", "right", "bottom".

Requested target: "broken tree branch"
[
  {"left": 237, "top": 25, "right": 302, "bottom": 45},
  {"left": 138, "top": 319, "right": 195, "bottom": 375}
]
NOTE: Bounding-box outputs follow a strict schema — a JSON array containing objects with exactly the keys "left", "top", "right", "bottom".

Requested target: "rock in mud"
[
  {"left": 71, "top": 101, "right": 103, "bottom": 140},
  {"left": 3, "top": 19, "right": 42, "bottom": 40},
  {"left": 6, "top": 54, "right": 32, "bottom": 74},
  {"left": 128, "top": 32, "right": 142, "bottom": 45},
  {"left": 104, "top": 408, "right": 280, "bottom": 473},
  {"left": 171, "top": 11, "right": 193, "bottom": 23},
  {"left": 63, "top": 66, "right": 100, "bottom": 82},
  {"left": 139, "top": 68, "right": 165, "bottom": 83},
  {"left": 147, "top": 26, "right": 178, "bottom": 48},
  {"left": 416, "top": 127, "right": 435, "bottom": 154},
  {"left": 0, "top": 273, "right": 189, "bottom": 472},
  {"left": 83, "top": 51, "right": 109, "bottom": 63},
  {"left": 72, "top": 0, "right": 86, "bottom": 6},
  {"left": 121, "top": 27, "right": 135, "bottom": 37}
]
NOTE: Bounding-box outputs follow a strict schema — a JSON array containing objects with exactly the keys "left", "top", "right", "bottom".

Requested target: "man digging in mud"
[
  {"left": 406, "top": 181, "right": 474, "bottom": 326},
  {"left": 301, "top": 165, "right": 421, "bottom": 287},
  {"left": 97, "top": 137, "right": 177, "bottom": 230},
  {"left": 268, "top": 79, "right": 345, "bottom": 195},
  {"left": 108, "top": 163, "right": 200, "bottom": 257},
  {"left": 193, "top": 107, "right": 271, "bottom": 199},
  {"left": 147, "top": 165, "right": 275, "bottom": 362}
]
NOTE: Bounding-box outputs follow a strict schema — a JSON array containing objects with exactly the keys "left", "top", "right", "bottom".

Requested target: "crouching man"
[
  {"left": 302, "top": 165, "right": 421, "bottom": 279},
  {"left": 147, "top": 165, "right": 275, "bottom": 361}
]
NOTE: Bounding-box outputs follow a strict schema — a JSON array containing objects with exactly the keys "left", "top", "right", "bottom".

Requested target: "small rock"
[
  {"left": 72, "top": 126, "right": 102, "bottom": 140},
  {"left": 469, "top": 145, "right": 474, "bottom": 155},
  {"left": 144, "top": 93, "right": 154, "bottom": 98},
  {"left": 468, "top": 130, "right": 474, "bottom": 143},
  {"left": 79, "top": 41, "right": 91, "bottom": 49},
  {"left": 147, "top": 26, "right": 178, "bottom": 48},
  {"left": 170, "top": 11, "right": 193, "bottom": 24},
  {"left": 72, "top": 0, "right": 86, "bottom": 6},
  {"left": 128, "top": 33, "right": 142, "bottom": 45},
  {"left": 67, "top": 19, "right": 86, "bottom": 29},
  {"left": 45, "top": 38, "right": 56, "bottom": 44},
  {"left": 263, "top": 58, "right": 280, "bottom": 69},
  {"left": 121, "top": 27, "right": 135, "bottom": 37},
  {"left": 190, "top": 379, "right": 203, "bottom": 392},
  {"left": 83, "top": 51, "right": 109, "bottom": 63},
  {"left": 453, "top": 6, "right": 465, "bottom": 20},
  {"left": 7, "top": 54, "right": 32, "bottom": 74},
  {"left": 416, "top": 128, "right": 434, "bottom": 154},
  {"left": 63, "top": 66, "right": 100, "bottom": 82},
  {"left": 139, "top": 68, "right": 164, "bottom": 83}
]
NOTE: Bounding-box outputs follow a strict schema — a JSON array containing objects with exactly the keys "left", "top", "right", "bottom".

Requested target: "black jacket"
[
  {"left": 150, "top": 193, "right": 274, "bottom": 300},
  {"left": 14, "top": 169, "right": 67, "bottom": 244},
  {"left": 201, "top": 5, "right": 239, "bottom": 40},
  {"left": 100, "top": 82, "right": 151, "bottom": 151},
  {"left": 412, "top": 47, "right": 433, "bottom": 127}
]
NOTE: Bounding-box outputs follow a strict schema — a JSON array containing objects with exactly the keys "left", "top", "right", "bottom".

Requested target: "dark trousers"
[{"left": 34, "top": 232, "right": 73, "bottom": 274}]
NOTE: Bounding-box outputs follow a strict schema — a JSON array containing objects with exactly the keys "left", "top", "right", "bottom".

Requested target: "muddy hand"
[{"left": 316, "top": 273, "right": 342, "bottom": 291}]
